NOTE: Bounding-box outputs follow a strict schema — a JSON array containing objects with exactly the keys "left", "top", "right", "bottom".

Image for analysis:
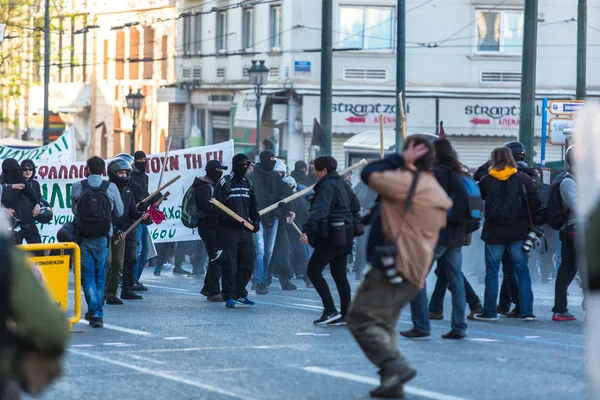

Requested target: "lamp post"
[
  {"left": 248, "top": 60, "right": 269, "bottom": 161},
  {"left": 125, "top": 89, "right": 144, "bottom": 155}
]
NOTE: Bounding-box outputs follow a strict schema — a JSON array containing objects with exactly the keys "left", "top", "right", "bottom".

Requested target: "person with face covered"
[
  {"left": 214, "top": 153, "right": 260, "bottom": 308},
  {"left": 14, "top": 159, "right": 43, "bottom": 251},
  {"left": 104, "top": 159, "right": 150, "bottom": 304},
  {"left": 195, "top": 160, "right": 228, "bottom": 302},
  {"left": 246, "top": 150, "right": 290, "bottom": 295},
  {"left": 1, "top": 158, "right": 40, "bottom": 241}
]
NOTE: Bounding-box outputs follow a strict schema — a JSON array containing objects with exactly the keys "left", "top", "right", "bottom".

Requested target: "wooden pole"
[
  {"left": 290, "top": 220, "right": 303, "bottom": 236},
  {"left": 136, "top": 175, "right": 181, "bottom": 207},
  {"left": 210, "top": 199, "right": 255, "bottom": 231},
  {"left": 157, "top": 136, "right": 173, "bottom": 190},
  {"left": 306, "top": 118, "right": 317, "bottom": 176},
  {"left": 259, "top": 158, "right": 368, "bottom": 216},
  {"left": 379, "top": 114, "right": 385, "bottom": 158},
  {"left": 115, "top": 192, "right": 170, "bottom": 245}
]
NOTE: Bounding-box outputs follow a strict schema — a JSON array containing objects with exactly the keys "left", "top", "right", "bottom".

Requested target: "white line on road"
[
  {"left": 525, "top": 336, "right": 542, "bottom": 339},
  {"left": 296, "top": 333, "right": 331, "bottom": 337},
  {"left": 77, "top": 320, "right": 152, "bottom": 336},
  {"left": 102, "top": 343, "right": 135, "bottom": 347},
  {"left": 164, "top": 337, "right": 188, "bottom": 340},
  {"left": 302, "top": 367, "right": 469, "bottom": 400},
  {"left": 125, "top": 354, "right": 167, "bottom": 365},
  {"left": 71, "top": 344, "right": 93, "bottom": 348},
  {"left": 70, "top": 350, "right": 259, "bottom": 400},
  {"left": 467, "top": 338, "right": 499, "bottom": 343},
  {"left": 143, "top": 284, "right": 192, "bottom": 292},
  {"left": 121, "top": 344, "right": 305, "bottom": 354},
  {"left": 290, "top": 303, "right": 323, "bottom": 309}
]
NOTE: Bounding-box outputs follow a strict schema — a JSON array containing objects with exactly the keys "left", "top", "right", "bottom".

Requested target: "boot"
[
  {"left": 121, "top": 290, "right": 143, "bottom": 300},
  {"left": 369, "top": 360, "right": 416, "bottom": 398}
]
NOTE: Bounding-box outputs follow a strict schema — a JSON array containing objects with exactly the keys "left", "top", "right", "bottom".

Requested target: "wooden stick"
[
  {"left": 157, "top": 136, "right": 173, "bottom": 190},
  {"left": 114, "top": 192, "right": 170, "bottom": 245},
  {"left": 290, "top": 220, "right": 302, "bottom": 236},
  {"left": 306, "top": 118, "right": 317, "bottom": 176},
  {"left": 210, "top": 199, "right": 255, "bottom": 231},
  {"left": 137, "top": 175, "right": 181, "bottom": 207},
  {"left": 398, "top": 92, "right": 407, "bottom": 140},
  {"left": 259, "top": 158, "right": 368, "bottom": 216},
  {"left": 379, "top": 114, "right": 385, "bottom": 159}
]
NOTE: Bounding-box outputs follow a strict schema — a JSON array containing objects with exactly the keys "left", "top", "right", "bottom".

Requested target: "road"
[{"left": 32, "top": 265, "right": 587, "bottom": 400}]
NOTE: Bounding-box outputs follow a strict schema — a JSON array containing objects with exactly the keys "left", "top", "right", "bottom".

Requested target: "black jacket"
[
  {"left": 303, "top": 172, "right": 360, "bottom": 237},
  {"left": 479, "top": 172, "right": 541, "bottom": 244},
  {"left": 193, "top": 176, "right": 217, "bottom": 225},
  {"left": 1, "top": 178, "right": 40, "bottom": 222},
  {"left": 474, "top": 160, "right": 538, "bottom": 183},
  {"left": 113, "top": 186, "right": 143, "bottom": 233},
  {"left": 214, "top": 173, "right": 259, "bottom": 229},
  {"left": 433, "top": 163, "right": 469, "bottom": 248},
  {"left": 247, "top": 163, "right": 288, "bottom": 227},
  {"left": 131, "top": 168, "right": 161, "bottom": 206},
  {"left": 291, "top": 169, "right": 315, "bottom": 187},
  {"left": 19, "top": 179, "right": 42, "bottom": 226}
]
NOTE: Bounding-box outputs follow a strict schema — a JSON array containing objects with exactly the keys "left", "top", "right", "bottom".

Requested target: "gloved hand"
[
  {"left": 252, "top": 222, "right": 260, "bottom": 233},
  {"left": 137, "top": 201, "right": 148, "bottom": 211}
]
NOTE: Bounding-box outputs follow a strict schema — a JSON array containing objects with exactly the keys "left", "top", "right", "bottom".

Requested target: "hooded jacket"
[
  {"left": 433, "top": 160, "right": 469, "bottom": 248},
  {"left": 479, "top": 167, "right": 542, "bottom": 244},
  {"left": 193, "top": 176, "right": 218, "bottom": 224},
  {"left": 246, "top": 163, "right": 288, "bottom": 227}
]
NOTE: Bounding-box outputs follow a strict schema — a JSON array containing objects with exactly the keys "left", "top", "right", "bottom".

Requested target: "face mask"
[
  {"left": 233, "top": 163, "right": 248, "bottom": 178},
  {"left": 207, "top": 168, "right": 223, "bottom": 182},
  {"left": 135, "top": 161, "right": 146, "bottom": 173}
]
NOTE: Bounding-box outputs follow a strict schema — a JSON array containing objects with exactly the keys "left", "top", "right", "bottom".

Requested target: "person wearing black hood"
[
  {"left": 1, "top": 158, "right": 40, "bottom": 241},
  {"left": 291, "top": 160, "right": 315, "bottom": 187},
  {"left": 246, "top": 150, "right": 289, "bottom": 295},
  {"left": 130, "top": 151, "right": 154, "bottom": 289},
  {"left": 195, "top": 159, "right": 228, "bottom": 302},
  {"left": 214, "top": 153, "right": 260, "bottom": 308},
  {"left": 14, "top": 159, "right": 43, "bottom": 252},
  {"left": 104, "top": 158, "right": 150, "bottom": 304}
]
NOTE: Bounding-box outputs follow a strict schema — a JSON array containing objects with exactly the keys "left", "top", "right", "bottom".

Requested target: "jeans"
[
  {"left": 429, "top": 269, "right": 481, "bottom": 312},
  {"left": 134, "top": 224, "right": 150, "bottom": 283},
  {"left": 410, "top": 245, "right": 467, "bottom": 334},
  {"left": 499, "top": 252, "right": 521, "bottom": 313},
  {"left": 81, "top": 237, "right": 109, "bottom": 319},
  {"left": 253, "top": 220, "right": 278, "bottom": 284},
  {"left": 483, "top": 241, "right": 534, "bottom": 317}
]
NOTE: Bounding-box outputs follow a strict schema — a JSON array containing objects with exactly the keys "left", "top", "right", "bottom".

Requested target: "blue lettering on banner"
[
  {"left": 294, "top": 61, "right": 311, "bottom": 73},
  {"left": 564, "top": 104, "right": 584, "bottom": 112}
]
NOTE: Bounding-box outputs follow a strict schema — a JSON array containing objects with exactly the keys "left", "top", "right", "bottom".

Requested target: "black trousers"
[
  {"left": 307, "top": 243, "right": 352, "bottom": 317},
  {"left": 553, "top": 229, "right": 578, "bottom": 313},
  {"left": 268, "top": 222, "right": 294, "bottom": 284},
  {"left": 155, "top": 242, "right": 175, "bottom": 268},
  {"left": 121, "top": 234, "right": 138, "bottom": 292},
  {"left": 199, "top": 223, "right": 221, "bottom": 296},
  {"left": 15, "top": 225, "right": 43, "bottom": 256},
  {"left": 288, "top": 225, "right": 308, "bottom": 277},
  {"left": 218, "top": 225, "right": 255, "bottom": 301},
  {"left": 499, "top": 251, "right": 521, "bottom": 312}
]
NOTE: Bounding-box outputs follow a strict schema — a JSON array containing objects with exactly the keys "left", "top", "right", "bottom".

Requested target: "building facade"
[{"left": 159, "top": 0, "right": 600, "bottom": 167}]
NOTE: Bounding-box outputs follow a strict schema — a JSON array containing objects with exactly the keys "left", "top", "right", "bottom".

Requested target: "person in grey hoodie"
[{"left": 552, "top": 146, "right": 581, "bottom": 321}]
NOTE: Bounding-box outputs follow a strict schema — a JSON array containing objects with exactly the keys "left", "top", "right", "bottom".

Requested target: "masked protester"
[
  {"left": 13, "top": 159, "right": 43, "bottom": 253},
  {"left": 1, "top": 158, "right": 40, "bottom": 240},
  {"left": 196, "top": 160, "right": 228, "bottom": 302},
  {"left": 214, "top": 153, "right": 260, "bottom": 309}
]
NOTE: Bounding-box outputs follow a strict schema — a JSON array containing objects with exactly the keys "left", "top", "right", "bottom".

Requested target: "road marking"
[
  {"left": 71, "top": 349, "right": 257, "bottom": 400},
  {"left": 296, "top": 333, "right": 331, "bottom": 336},
  {"left": 525, "top": 336, "right": 542, "bottom": 339},
  {"left": 125, "top": 354, "right": 166, "bottom": 365},
  {"left": 290, "top": 303, "right": 323, "bottom": 309},
  {"left": 143, "top": 284, "right": 192, "bottom": 292},
  {"left": 302, "top": 366, "right": 469, "bottom": 400},
  {"left": 71, "top": 344, "right": 93, "bottom": 348},
  {"left": 467, "top": 338, "right": 499, "bottom": 343},
  {"left": 77, "top": 320, "right": 152, "bottom": 336},
  {"left": 164, "top": 337, "right": 188, "bottom": 340},
  {"left": 122, "top": 344, "right": 305, "bottom": 354},
  {"left": 103, "top": 342, "right": 135, "bottom": 347}
]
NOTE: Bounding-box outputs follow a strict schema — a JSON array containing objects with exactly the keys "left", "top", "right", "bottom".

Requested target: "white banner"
[
  {"left": 0, "top": 127, "right": 76, "bottom": 164},
  {"left": 33, "top": 140, "right": 235, "bottom": 244}
]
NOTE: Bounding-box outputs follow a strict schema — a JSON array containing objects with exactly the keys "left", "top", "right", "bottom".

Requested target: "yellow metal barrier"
[{"left": 18, "top": 242, "right": 81, "bottom": 331}]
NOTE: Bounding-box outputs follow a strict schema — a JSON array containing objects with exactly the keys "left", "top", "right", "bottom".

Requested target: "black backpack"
[
  {"left": 485, "top": 174, "right": 522, "bottom": 224},
  {"left": 442, "top": 167, "right": 483, "bottom": 233},
  {"left": 75, "top": 180, "right": 112, "bottom": 238},
  {"left": 546, "top": 175, "right": 571, "bottom": 230}
]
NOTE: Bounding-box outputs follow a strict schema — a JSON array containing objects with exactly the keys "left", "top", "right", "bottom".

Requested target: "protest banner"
[
  {"left": 0, "top": 127, "right": 76, "bottom": 164},
  {"left": 32, "top": 140, "right": 234, "bottom": 244}
]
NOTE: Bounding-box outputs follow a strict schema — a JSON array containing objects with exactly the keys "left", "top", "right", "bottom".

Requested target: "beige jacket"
[{"left": 369, "top": 169, "right": 453, "bottom": 288}]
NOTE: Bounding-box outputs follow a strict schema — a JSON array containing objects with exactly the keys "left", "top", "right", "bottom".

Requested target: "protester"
[
  {"left": 214, "top": 153, "right": 260, "bottom": 308},
  {"left": 131, "top": 151, "right": 152, "bottom": 290},
  {"left": 71, "top": 156, "right": 124, "bottom": 328},
  {"left": 1, "top": 158, "right": 40, "bottom": 240},
  {"left": 16, "top": 159, "right": 43, "bottom": 253},
  {"left": 347, "top": 136, "right": 452, "bottom": 398},
  {"left": 300, "top": 155, "right": 361, "bottom": 326},
  {"left": 475, "top": 147, "right": 541, "bottom": 322}
]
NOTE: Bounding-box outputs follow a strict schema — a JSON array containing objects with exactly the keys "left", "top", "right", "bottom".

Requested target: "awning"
[{"left": 344, "top": 130, "right": 438, "bottom": 152}]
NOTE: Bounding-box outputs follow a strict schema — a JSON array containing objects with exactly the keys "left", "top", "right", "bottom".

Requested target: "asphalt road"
[{"left": 31, "top": 264, "right": 587, "bottom": 400}]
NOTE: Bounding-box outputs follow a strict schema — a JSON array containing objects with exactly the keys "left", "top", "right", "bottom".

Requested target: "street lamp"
[
  {"left": 249, "top": 60, "right": 269, "bottom": 160},
  {"left": 125, "top": 88, "right": 144, "bottom": 155}
]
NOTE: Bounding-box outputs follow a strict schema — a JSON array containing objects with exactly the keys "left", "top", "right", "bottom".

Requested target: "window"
[
  {"left": 217, "top": 11, "right": 227, "bottom": 51},
  {"left": 143, "top": 27, "right": 154, "bottom": 79},
  {"left": 183, "top": 15, "right": 192, "bottom": 55},
  {"left": 270, "top": 5, "right": 282, "bottom": 49},
  {"left": 339, "top": 6, "right": 393, "bottom": 50},
  {"left": 242, "top": 8, "right": 254, "bottom": 49},
  {"left": 194, "top": 13, "right": 202, "bottom": 54},
  {"left": 475, "top": 9, "right": 523, "bottom": 54},
  {"left": 161, "top": 35, "right": 168, "bottom": 80},
  {"left": 115, "top": 30, "right": 125, "bottom": 79},
  {"left": 103, "top": 39, "right": 109, "bottom": 80},
  {"left": 129, "top": 28, "right": 140, "bottom": 80}
]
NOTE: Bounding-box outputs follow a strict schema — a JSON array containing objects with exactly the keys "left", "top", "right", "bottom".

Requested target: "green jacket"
[{"left": 0, "top": 247, "right": 69, "bottom": 380}]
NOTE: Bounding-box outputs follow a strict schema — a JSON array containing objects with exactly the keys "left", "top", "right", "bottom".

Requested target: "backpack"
[
  {"left": 443, "top": 167, "right": 483, "bottom": 233},
  {"left": 546, "top": 175, "right": 571, "bottom": 230},
  {"left": 484, "top": 174, "right": 522, "bottom": 224},
  {"left": 75, "top": 180, "right": 112, "bottom": 238}
]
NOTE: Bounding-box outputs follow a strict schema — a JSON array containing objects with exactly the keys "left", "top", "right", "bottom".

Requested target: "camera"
[
  {"left": 523, "top": 226, "right": 544, "bottom": 252},
  {"left": 374, "top": 244, "right": 404, "bottom": 285}
]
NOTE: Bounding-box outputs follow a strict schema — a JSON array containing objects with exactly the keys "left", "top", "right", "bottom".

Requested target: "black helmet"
[
  {"left": 114, "top": 153, "right": 135, "bottom": 167},
  {"left": 57, "top": 221, "right": 77, "bottom": 243},
  {"left": 108, "top": 158, "right": 132, "bottom": 187},
  {"left": 35, "top": 198, "right": 53, "bottom": 224},
  {"left": 504, "top": 141, "right": 526, "bottom": 161}
]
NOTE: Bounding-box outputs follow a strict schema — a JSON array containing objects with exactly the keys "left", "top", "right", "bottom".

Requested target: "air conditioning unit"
[
  {"left": 480, "top": 71, "right": 522, "bottom": 83},
  {"left": 343, "top": 67, "right": 387, "bottom": 81}
]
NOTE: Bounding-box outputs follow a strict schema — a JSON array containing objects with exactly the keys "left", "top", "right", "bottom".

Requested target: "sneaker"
[
  {"left": 400, "top": 329, "right": 430, "bottom": 339},
  {"left": 207, "top": 294, "right": 224, "bottom": 302},
  {"left": 200, "top": 287, "right": 210, "bottom": 297},
  {"left": 467, "top": 303, "right": 483, "bottom": 320},
  {"left": 281, "top": 281, "right": 297, "bottom": 291},
  {"left": 172, "top": 267, "right": 191, "bottom": 275},
  {"left": 90, "top": 318, "right": 103, "bottom": 328},
  {"left": 429, "top": 311, "right": 443, "bottom": 320},
  {"left": 314, "top": 311, "right": 341, "bottom": 326},
  {"left": 210, "top": 249, "right": 223, "bottom": 263},
  {"left": 522, "top": 315, "right": 537, "bottom": 322},
  {"left": 121, "top": 291, "right": 143, "bottom": 300},
  {"left": 235, "top": 297, "right": 255, "bottom": 307},
  {"left": 506, "top": 309, "right": 522, "bottom": 319},
  {"left": 106, "top": 296, "right": 124, "bottom": 305},
  {"left": 255, "top": 283, "right": 269, "bottom": 295},
  {"left": 442, "top": 330, "right": 467, "bottom": 340},
  {"left": 553, "top": 312, "right": 577, "bottom": 321},
  {"left": 473, "top": 314, "right": 499, "bottom": 322},
  {"left": 497, "top": 307, "right": 511, "bottom": 316},
  {"left": 133, "top": 283, "right": 148, "bottom": 292},
  {"left": 153, "top": 269, "right": 161, "bottom": 276},
  {"left": 327, "top": 317, "right": 347, "bottom": 326},
  {"left": 225, "top": 298, "right": 235, "bottom": 309}
]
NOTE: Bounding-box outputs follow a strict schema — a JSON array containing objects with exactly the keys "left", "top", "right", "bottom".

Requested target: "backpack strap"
[
  {"left": 81, "top": 179, "right": 90, "bottom": 191},
  {"left": 404, "top": 171, "right": 421, "bottom": 213},
  {"left": 98, "top": 181, "right": 110, "bottom": 192}
]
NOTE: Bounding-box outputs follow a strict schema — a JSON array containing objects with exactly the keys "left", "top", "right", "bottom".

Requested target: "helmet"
[
  {"left": 283, "top": 176, "right": 297, "bottom": 191},
  {"left": 108, "top": 158, "right": 132, "bottom": 187},
  {"left": 114, "top": 153, "right": 135, "bottom": 167},
  {"left": 35, "top": 198, "right": 53, "bottom": 224},
  {"left": 504, "top": 141, "right": 526, "bottom": 162},
  {"left": 57, "top": 221, "right": 77, "bottom": 243}
]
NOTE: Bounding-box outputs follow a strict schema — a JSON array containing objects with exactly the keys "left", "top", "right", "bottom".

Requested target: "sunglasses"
[{"left": 22, "top": 168, "right": 33, "bottom": 172}]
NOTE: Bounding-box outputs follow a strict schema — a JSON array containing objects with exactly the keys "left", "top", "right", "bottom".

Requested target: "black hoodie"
[
  {"left": 193, "top": 176, "right": 218, "bottom": 224},
  {"left": 246, "top": 163, "right": 288, "bottom": 227}
]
